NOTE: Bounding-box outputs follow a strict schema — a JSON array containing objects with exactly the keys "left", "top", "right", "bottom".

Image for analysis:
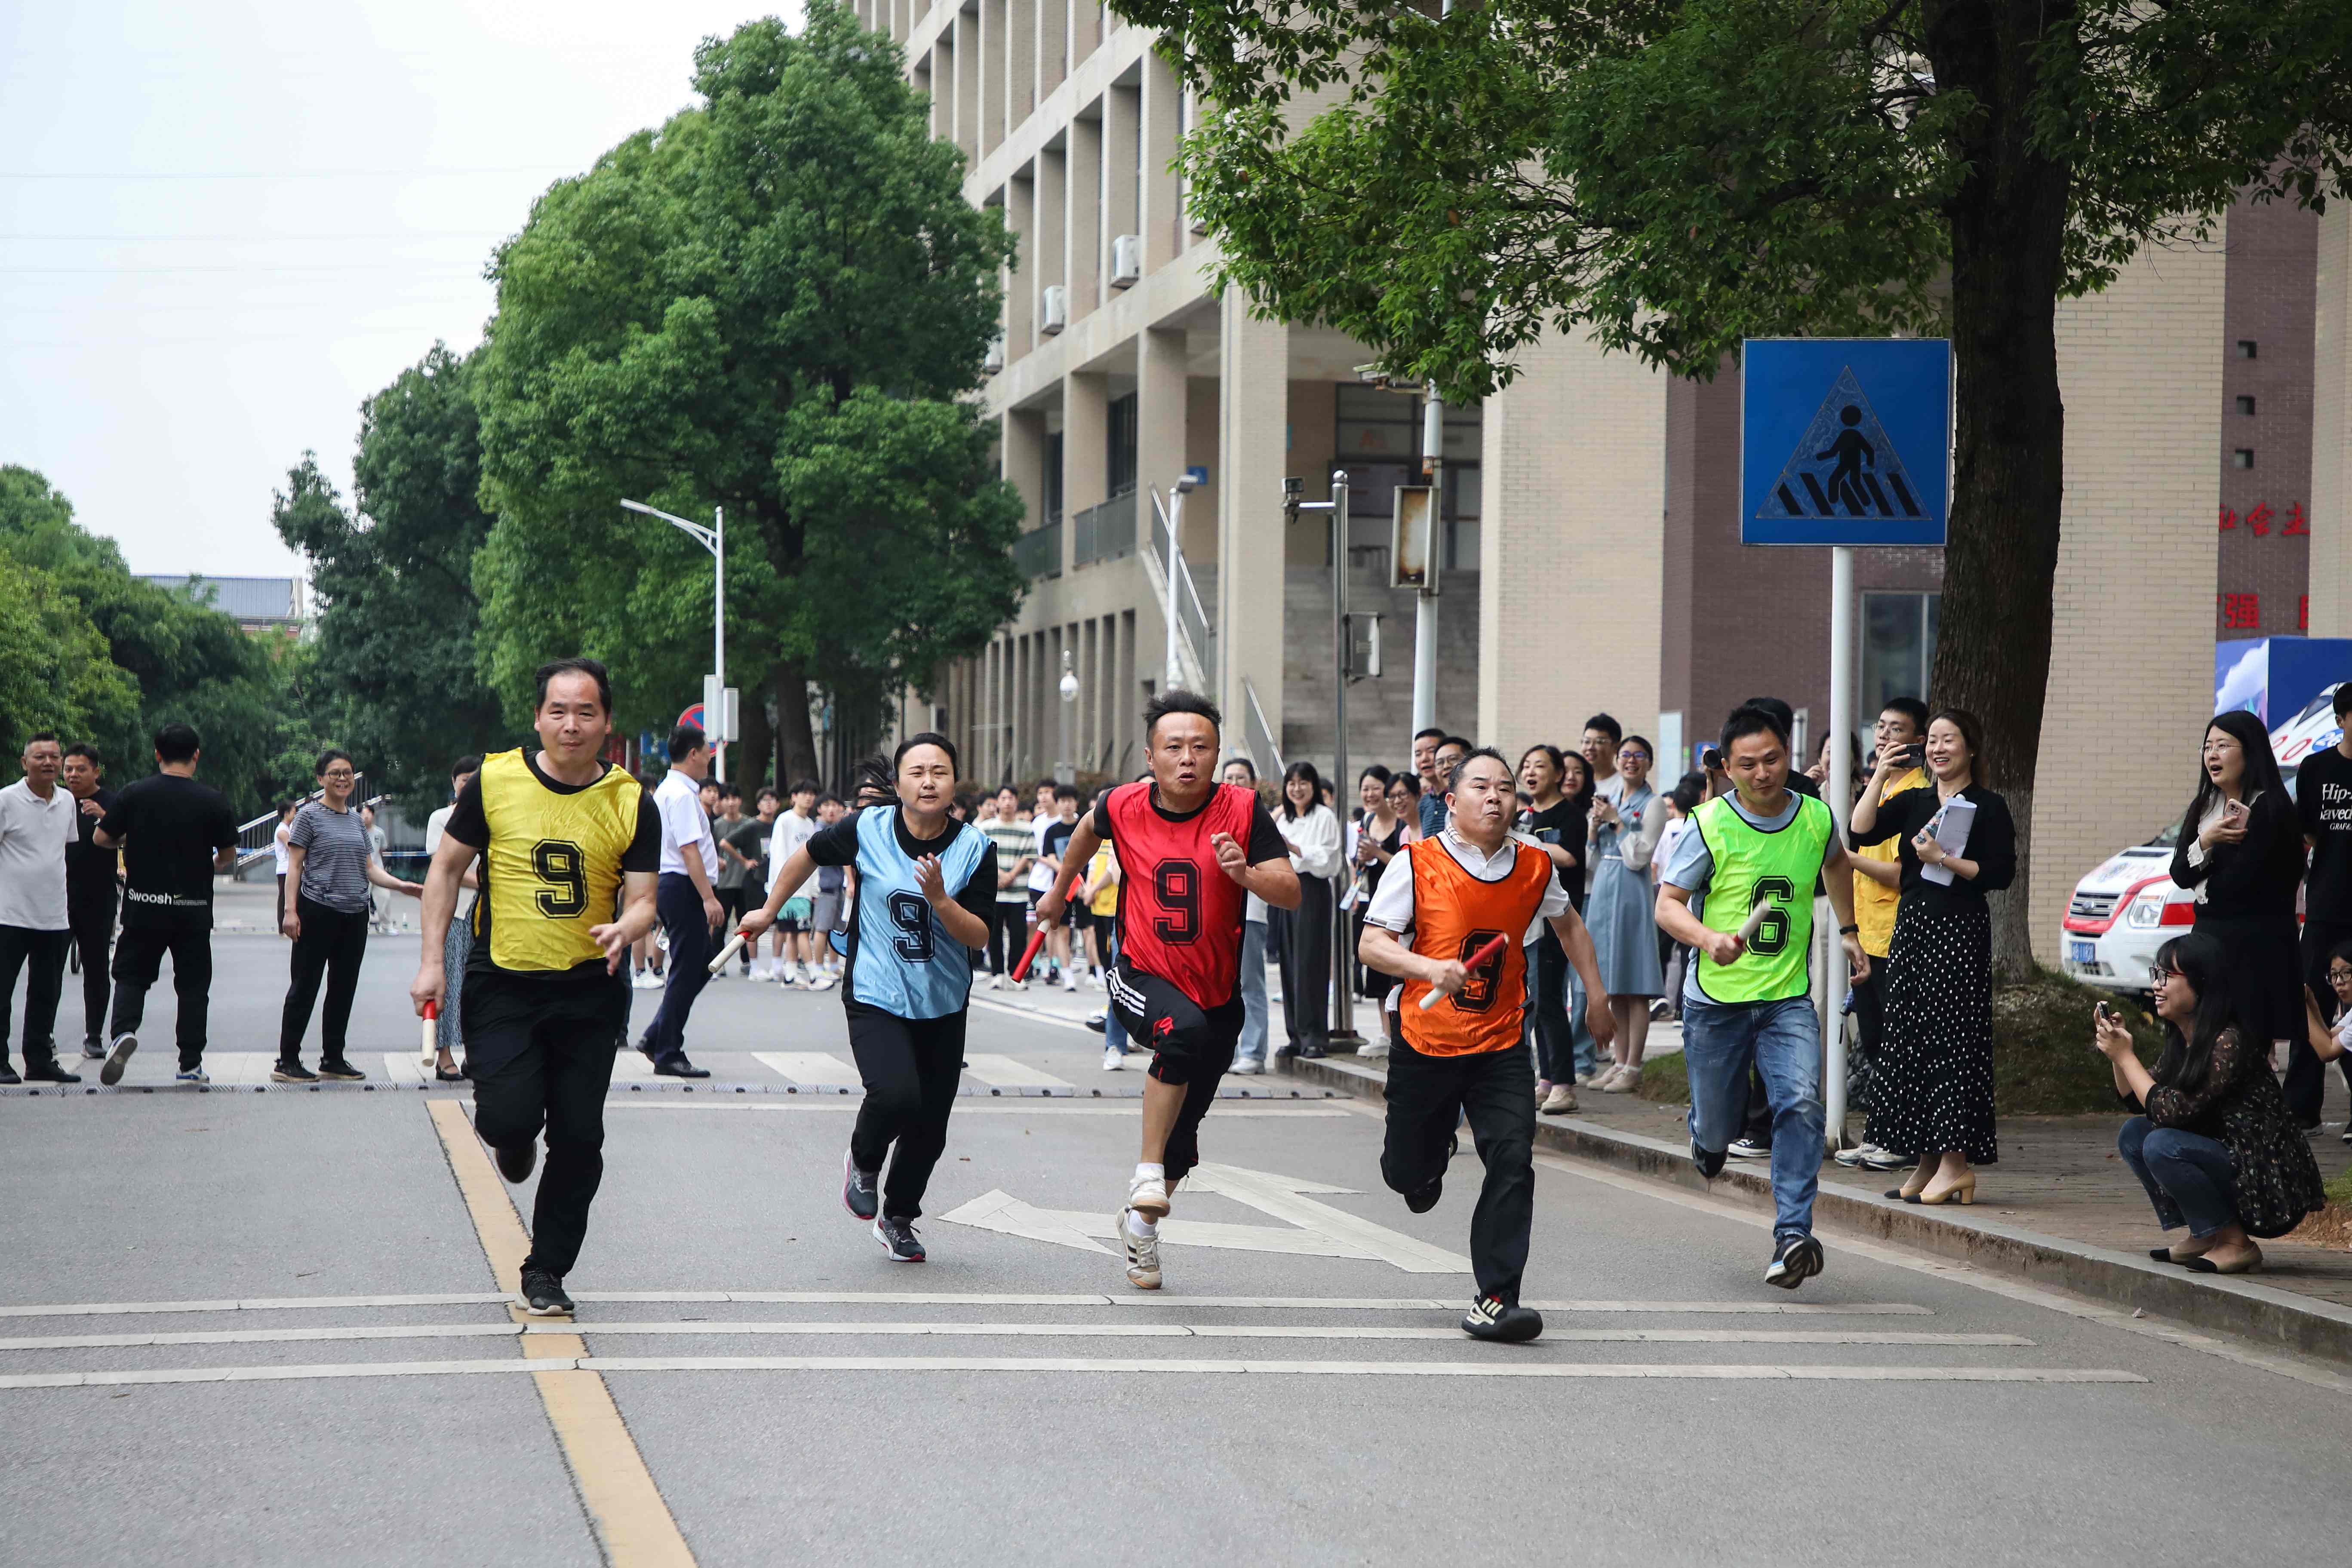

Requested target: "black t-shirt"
[
  {"left": 724, "top": 817, "right": 770, "bottom": 879},
  {"left": 66, "top": 784, "right": 120, "bottom": 896},
  {"left": 806, "top": 806, "right": 999, "bottom": 934},
  {"left": 446, "top": 756, "right": 661, "bottom": 990},
  {"left": 2298, "top": 747, "right": 2352, "bottom": 923},
  {"left": 1524, "top": 799, "right": 1588, "bottom": 912},
  {"left": 1041, "top": 816, "right": 1077, "bottom": 873},
  {"left": 98, "top": 774, "right": 237, "bottom": 931}
]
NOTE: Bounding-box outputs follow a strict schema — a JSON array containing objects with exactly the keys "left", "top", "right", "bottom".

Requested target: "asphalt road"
[{"left": 4, "top": 905, "right": 2350, "bottom": 1565}]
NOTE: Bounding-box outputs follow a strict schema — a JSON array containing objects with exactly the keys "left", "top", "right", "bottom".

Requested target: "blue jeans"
[
  {"left": 1235, "top": 919, "right": 1270, "bottom": 1066},
  {"left": 1566, "top": 964, "right": 1600, "bottom": 1078},
  {"left": 2116, "top": 1117, "right": 2239, "bottom": 1238},
  {"left": 1682, "top": 993, "right": 1826, "bottom": 1239}
]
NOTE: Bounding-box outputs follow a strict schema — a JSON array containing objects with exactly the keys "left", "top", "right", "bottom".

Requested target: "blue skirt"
[{"left": 1588, "top": 859, "right": 1665, "bottom": 998}]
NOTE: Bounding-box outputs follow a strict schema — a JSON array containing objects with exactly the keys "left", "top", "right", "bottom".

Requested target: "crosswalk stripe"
[
  {"left": 0, "top": 1357, "right": 2147, "bottom": 1391},
  {"left": 378, "top": 1054, "right": 427, "bottom": 1085},
  {"left": 0, "top": 1291, "right": 1939, "bottom": 1319},
  {"left": 606, "top": 1104, "right": 1352, "bottom": 1116},
  {"left": 753, "top": 1051, "right": 860, "bottom": 1086},
  {"left": 0, "top": 1321, "right": 2027, "bottom": 1352},
  {"left": 960, "top": 1054, "right": 1075, "bottom": 1088}
]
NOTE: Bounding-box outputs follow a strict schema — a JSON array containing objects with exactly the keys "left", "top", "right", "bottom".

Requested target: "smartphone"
[
  {"left": 2222, "top": 798, "right": 2250, "bottom": 825},
  {"left": 2094, "top": 1001, "right": 2117, "bottom": 1027}
]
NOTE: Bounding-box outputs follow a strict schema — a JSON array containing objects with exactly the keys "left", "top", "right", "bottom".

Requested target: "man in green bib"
[{"left": 1656, "top": 704, "right": 1871, "bottom": 1289}]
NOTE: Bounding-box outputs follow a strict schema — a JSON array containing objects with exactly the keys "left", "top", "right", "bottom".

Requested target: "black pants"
[
  {"left": 1381, "top": 1033, "right": 1539, "bottom": 1304},
  {"left": 1847, "top": 965, "right": 1887, "bottom": 1116},
  {"left": 1528, "top": 929, "right": 1574, "bottom": 1083},
  {"left": 0, "top": 925, "right": 71, "bottom": 1065},
  {"left": 467, "top": 976, "right": 625, "bottom": 1279},
  {"left": 111, "top": 925, "right": 214, "bottom": 1069},
  {"left": 846, "top": 1005, "right": 967, "bottom": 1219},
  {"left": 68, "top": 885, "right": 115, "bottom": 1045},
  {"left": 1276, "top": 874, "right": 1333, "bottom": 1047},
  {"left": 280, "top": 896, "right": 369, "bottom": 1064},
  {"left": 643, "top": 873, "right": 715, "bottom": 1061},
  {"left": 1105, "top": 961, "right": 1242, "bottom": 1183},
  {"left": 987, "top": 904, "right": 1019, "bottom": 975},
  {"left": 2294, "top": 921, "right": 2352, "bottom": 1125}
]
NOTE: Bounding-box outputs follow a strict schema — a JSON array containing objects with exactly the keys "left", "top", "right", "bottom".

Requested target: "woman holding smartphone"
[{"left": 2169, "top": 710, "right": 2305, "bottom": 1064}]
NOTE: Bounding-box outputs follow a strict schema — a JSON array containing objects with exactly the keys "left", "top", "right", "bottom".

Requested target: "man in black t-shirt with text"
[
  {"left": 2294, "top": 684, "right": 2352, "bottom": 1131},
  {"left": 92, "top": 723, "right": 240, "bottom": 1086}
]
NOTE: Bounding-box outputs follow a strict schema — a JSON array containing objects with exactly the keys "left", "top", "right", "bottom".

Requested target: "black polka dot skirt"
[{"left": 1864, "top": 907, "right": 1997, "bottom": 1165}]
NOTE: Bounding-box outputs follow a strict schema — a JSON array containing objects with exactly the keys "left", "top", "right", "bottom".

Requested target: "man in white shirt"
[
  {"left": 637, "top": 723, "right": 720, "bottom": 1078},
  {"left": 0, "top": 733, "right": 82, "bottom": 1083}
]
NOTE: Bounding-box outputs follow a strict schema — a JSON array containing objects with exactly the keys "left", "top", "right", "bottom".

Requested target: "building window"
[
  {"left": 2236, "top": 396, "right": 2257, "bottom": 416},
  {"left": 1043, "top": 431, "right": 1064, "bottom": 523},
  {"left": 1107, "top": 394, "right": 1138, "bottom": 497},
  {"left": 2235, "top": 340, "right": 2258, "bottom": 359},
  {"left": 1861, "top": 591, "right": 1940, "bottom": 739},
  {"left": 2232, "top": 449, "right": 2255, "bottom": 469}
]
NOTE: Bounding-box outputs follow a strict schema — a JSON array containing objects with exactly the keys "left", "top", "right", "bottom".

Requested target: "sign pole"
[
  {"left": 1825, "top": 545, "right": 1855, "bottom": 1152},
  {"left": 1413, "top": 396, "right": 1442, "bottom": 736},
  {"left": 1330, "top": 471, "right": 1360, "bottom": 1046},
  {"left": 713, "top": 504, "right": 726, "bottom": 784}
]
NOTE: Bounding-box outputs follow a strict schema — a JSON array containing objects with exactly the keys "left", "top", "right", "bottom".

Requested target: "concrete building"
[
  {"left": 862, "top": 0, "right": 2352, "bottom": 963},
  {"left": 136, "top": 574, "right": 307, "bottom": 636}
]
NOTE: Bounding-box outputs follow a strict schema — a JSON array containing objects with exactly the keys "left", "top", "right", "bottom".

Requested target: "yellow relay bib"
[{"left": 470, "top": 749, "right": 643, "bottom": 973}]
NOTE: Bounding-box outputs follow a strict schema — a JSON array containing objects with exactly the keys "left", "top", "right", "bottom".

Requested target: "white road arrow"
[{"left": 935, "top": 1163, "right": 1470, "bottom": 1274}]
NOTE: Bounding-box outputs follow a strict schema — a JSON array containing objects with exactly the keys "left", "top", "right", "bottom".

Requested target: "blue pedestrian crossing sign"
[{"left": 1740, "top": 338, "right": 1950, "bottom": 547}]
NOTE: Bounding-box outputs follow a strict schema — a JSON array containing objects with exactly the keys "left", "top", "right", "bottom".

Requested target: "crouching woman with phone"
[{"left": 2095, "top": 932, "right": 2325, "bottom": 1276}]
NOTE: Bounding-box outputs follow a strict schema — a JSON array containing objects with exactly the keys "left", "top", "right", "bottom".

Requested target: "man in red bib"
[
  {"left": 1039, "top": 691, "right": 1299, "bottom": 1290},
  {"left": 1362, "top": 747, "right": 1615, "bottom": 1342}
]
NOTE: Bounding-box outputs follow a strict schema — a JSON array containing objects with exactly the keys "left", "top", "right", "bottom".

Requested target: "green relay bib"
[{"left": 1691, "top": 792, "right": 1834, "bottom": 1005}]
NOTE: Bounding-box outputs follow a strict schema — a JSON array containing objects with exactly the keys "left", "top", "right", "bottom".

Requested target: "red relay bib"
[{"left": 1105, "top": 780, "right": 1257, "bottom": 1010}]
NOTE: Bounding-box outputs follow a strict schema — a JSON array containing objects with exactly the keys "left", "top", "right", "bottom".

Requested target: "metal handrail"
[
  {"left": 1147, "top": 493, "right": 1218, "bottom": 686},
  {"left": 232, "top": 778, "right": 382, "bottom": 871},
  {"left": 1243, "top": 679, "right": 1283, "bottom": 777}
]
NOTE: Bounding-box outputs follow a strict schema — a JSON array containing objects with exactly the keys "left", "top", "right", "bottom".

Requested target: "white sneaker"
[
  {"left": 1227, "top": 1059, "right": 1264, "bottom": 1075},
  {"left": 1121, "top": 1209, "right": 1162, "bottom": 1290},
  {"left": 1102, "top": 1046, "right": 1126, "bottom": 1072},
  {"left": 1357, "top": 1038, "right": 1390, "bottom": 1061},
  {"left": 1063, "top": 971, "right": 1081, "bottom": 993},
  {"left": 1598, "top": 1063, "right": 1639, "bottom": 1092},
  {"left": 174, "top": 1067, "right": 209, "bottom": 1085},
  {"left": 1540, "top": 1084, "right": 1579, "bottom": 1115},
  {"left": 988, "top": 974, "right": 1004, "bottom": 990},
  {"left": 808, "top": 972, "right": 837, "bottom": 992},
  {"left": 1126, "top": 1173, "right": 1170, "bottom": 1220}
]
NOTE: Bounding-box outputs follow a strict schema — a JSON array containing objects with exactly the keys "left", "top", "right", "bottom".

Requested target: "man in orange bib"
[{"left": 1361, "top": 747, "right": 1616, "bottom": 1342}]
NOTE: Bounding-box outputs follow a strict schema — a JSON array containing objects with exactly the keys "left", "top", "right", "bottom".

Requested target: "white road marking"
[
  {"left": 606, "top": 1103, "right": 1353, "bottom": 1116},
  {"left": 960, "top": 1054, "right": 1075, "bottom": 1089},
  {"left": 0, "top": 1289, "right": 1938, "bottom": 1320},
  {"left": 0, "top": 1322, "right": 2028, "bottom": 1351},
  {"left": 378, "top": 1054, "right": 427, "bottom": 1085},
  {"left": 0, "top": 1357, "right": 2144, "bottom": 1390},
  {"left": 752, "top": 1051, "right": 861, "bottom": 1086},
  {"left": 968, "top": 997, "right": 1093, "bottom": 1033}
]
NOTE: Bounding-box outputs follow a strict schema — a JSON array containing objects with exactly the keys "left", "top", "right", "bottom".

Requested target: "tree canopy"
[{"left": 473, "top": 2, "right": 1025, "bottom": 784}]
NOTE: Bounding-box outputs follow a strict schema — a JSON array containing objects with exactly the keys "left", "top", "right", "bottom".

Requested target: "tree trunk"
[
  {"left": 773, "top": 656, "right": 821, "bottom": 787},
  {"left": 735, "top": 668, "right": 775, "bottom": 794},
  {"left": 1923, "top": 0, "right": 2077, "bottom": 981}
]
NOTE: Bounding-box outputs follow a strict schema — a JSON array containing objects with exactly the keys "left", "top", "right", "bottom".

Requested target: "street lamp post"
[
  {"left": 1058, "top": 650, "right": 1079, "bottom": 784},
  {"left": 621, "top": 499, "right": 726, "bottom": 782}
]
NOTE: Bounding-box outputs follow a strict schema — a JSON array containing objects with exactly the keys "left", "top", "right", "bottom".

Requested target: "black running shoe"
[
  {"left": 495, "top": 1141, "right": 537, "bottom": 1184},
  {"left": 1405, "top": 1176, "right": 1443, "bottom": 1214},
  {"left": 651, "top": 1055, "right": 710, "bottom": 1079},
  {"left": 873, "top": 1215, "right": 925, "bottom": 1261},
  {"left": 271, "top": 1058, "right": 317, "bottom": 1083},
  {"left": 1462, "top": 1294, "right": 1543, "bottom": 1343},
  {"left": 81, "top": 1036, "right": 105, "bottom": 1060},
  {"left": 0, "top": 1060, "right": 18, "bottom": 1086},
  {"left": 1691, "top": 1138, "right": 1726, "bottom": 1179},
  {"left": 22, "top": 1058, "right": 81, "bottom": 1084},
  {"left": 1765, "top": 1233, "right": 1824, "bottom": 1291},
  {"left": 842, "top": 1149, "right": 879, "bottom": 1221},
  {"left": 317, "top": 1058, "right": 366, "bottom": 1082},
  {"left": 519, "top": 1267, "right": 573, "bottom": 1316}
]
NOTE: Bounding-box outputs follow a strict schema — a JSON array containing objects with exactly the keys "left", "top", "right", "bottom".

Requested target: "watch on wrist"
[{"left": 1838, "top": 923, "right": 1859, "bottom": 936}]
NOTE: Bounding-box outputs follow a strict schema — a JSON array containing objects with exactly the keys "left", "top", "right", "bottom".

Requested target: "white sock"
[
  {"left": 1124, "top": 1208, "right": 1157, "bottom": 1240},
  {"left": 1134, "top": 1162, "right": 1164, "bottom": 1184}
]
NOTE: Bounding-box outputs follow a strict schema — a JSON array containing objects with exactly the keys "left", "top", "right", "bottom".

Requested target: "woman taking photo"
[
  {"left": 1349, "top": 766, "right": 1403, "bottom": 1005},
  {"left": 2168, "top": 710, "right": 2306, "bottom": 1060},
  {"left": 1518, "top": 744, "right": 1590, "bottom": 1113},
  {"left": 278, "top": 750, "right": 422, "bottom": 1082},
  {"left": 1586, "top": 736, "right": 1664, "bottom": 1091},
  {"left": 1274, "top": 761, "right": 1340, "bottom": 1060},
  {"left": 1850, "top": 708, "right": 2015, "bottom": 1203},
  {"left": 2099, "top": 932, "right": 2326, "bottom": 1274}
]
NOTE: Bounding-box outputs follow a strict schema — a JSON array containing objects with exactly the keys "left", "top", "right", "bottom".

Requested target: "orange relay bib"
[{"left": 1396, "top": 838, "right": 1555, "bottom": 1056}]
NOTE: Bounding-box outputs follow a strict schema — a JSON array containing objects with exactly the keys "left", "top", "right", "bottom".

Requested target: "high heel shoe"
[
  {"left": 1885, "top": 1163, "right": 1931, "bottom": 1202},
  {"left": 1914, "top": 1171, "right": 1977, "bottom": 1206}
]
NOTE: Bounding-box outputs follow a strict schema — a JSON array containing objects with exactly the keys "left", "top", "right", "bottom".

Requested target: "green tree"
[
  {"left": 0, "top": 554, "right": 138, "bottom": 779},
  {"left": 272, "top": 344, "right": 509, "bottom": 813},
  {"left": 473, "top": 2, "right": 1024, "bottom": 787},
  {"left": 1125, "top": 0, "right": 2352, "bottom": 972}
]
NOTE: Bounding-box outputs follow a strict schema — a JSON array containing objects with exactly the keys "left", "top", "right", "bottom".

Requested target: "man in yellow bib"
[
  {"left": 1656, "top": 704, "right": 1870, "bottom": 1291},
  {"left": 411, "top": 657, "right": 660, "bottom": 1316}
]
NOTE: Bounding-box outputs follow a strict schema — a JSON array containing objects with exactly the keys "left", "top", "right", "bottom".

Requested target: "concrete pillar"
[
  {"left": 1004, "top": 172, "right": 1035, "bottom": 357},
  {"left": 2030, "top": 234, "right": 2227, "bottom": 961},
  {"left": 981, "top": 0, "right": 1006, "bottom": 154},
  {"left": 1478, "top": 327, "right": 1666, "bottom": 752},
  {"left": 1216, "top": 291, "right": 1289, "bottom": 741},
  {"left": 1138, "top": 325, "right": 1187, "bottom": 499},
  {"left": 1072, "top": 0, "right": 1101, "bottom": 63},
  {"left": 2312, "top": 205, "right": 2352, "bottom": 635},
  {"left": 1035, "top": 149, "right": 1065, "bottom": 347},
  {"left": 926, "top": 40, "right": 949, "bottom": 142},
  {"left": 1006, "top": 0, "right": 1036, "bottom": 132},
  {"left": 1065, "top": 114, "right": 1101, "bottom": 325},
  {"left": 1103, "top": 85, "right": 1140, "bottom": 300},
  {"left": 1039, "top": 0, "right": 1067, "bottom": 93},
  {"left": 953, "top": 8, "right": 978, "bottom": 162},
  {"left": 1140, "top": 50, "right": 1184, "bottom": 274},
  {"left": 1064, "top": 372, "right": 1110, "bottom": 577},
  {"left": 1004, "top": 407, "right": 1048, "bottom": 529}
]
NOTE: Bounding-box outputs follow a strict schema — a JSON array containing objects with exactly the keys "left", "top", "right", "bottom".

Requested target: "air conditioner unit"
[
  {"left": 982, "top": 333, "right": 1005, "bottom": 375},
  {"left": 1189, "top": 208, "right": 1209, "bottom": 236},
  {"left": 1110, "top": 234, "right": 1142, "bottom": 288},
  {"left": 1040, "top": 286, "right": 1067, "bottom": 335}
]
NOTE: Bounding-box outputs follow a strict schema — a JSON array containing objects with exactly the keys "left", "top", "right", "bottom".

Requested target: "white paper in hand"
[{"left": 1920, "top": 799, "right": 1976, "bottom": 886}]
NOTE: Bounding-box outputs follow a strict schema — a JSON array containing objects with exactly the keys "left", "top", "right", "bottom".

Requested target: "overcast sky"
[{"left": 1, "top": 0, "right": 804, "bottom": 579}]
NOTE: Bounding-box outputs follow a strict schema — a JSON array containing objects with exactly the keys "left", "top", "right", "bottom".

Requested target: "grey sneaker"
[{"left": 99, "top": 1032, "right": 138, "bottom": 1086}]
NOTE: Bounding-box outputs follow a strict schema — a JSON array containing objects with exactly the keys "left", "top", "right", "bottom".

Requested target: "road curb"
[{"left": 1274, "top": 1051, "right": 2352, "bottom": 1367}]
